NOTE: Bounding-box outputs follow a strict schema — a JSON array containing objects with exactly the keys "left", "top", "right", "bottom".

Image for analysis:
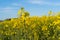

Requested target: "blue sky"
[{"left": 0, "top": 0, "right": 60, "bottom": 20}]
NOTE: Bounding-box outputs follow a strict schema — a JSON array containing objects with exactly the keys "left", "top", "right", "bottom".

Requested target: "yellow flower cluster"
[{"left": 0, "top": 13, "right": 60, "bottom": 40}]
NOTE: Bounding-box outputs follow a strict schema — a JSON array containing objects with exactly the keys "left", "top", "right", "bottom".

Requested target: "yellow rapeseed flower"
[
  {"left": 13, "top": 23, "right": 17, "bottom": 28},
  {"left": 57, "top": 26, "right": 60, "bottom": 30},
  {"left": 5, "top": 24, "right": 8, "bottom": 27},
  {"left": 42, "top": 26, "right": 47, "bottom": 31},
  {"left": 53, "top": 20, "right": 60, "bottom": 25},
  {"left": 31, "top": 24, "right": 36, "bottom": 29}
]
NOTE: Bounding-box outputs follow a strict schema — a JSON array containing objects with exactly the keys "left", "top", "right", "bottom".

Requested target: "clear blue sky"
[{"left": 0, "top": 0, "right": 60, "bottom": 20}]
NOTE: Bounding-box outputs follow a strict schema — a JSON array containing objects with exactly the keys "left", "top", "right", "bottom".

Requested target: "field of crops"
[
  {"left": 0, "top": 12, "right": 60, "bottom": 40},
  {"left": 0, "top": 8, "right": 60, "bottom": 40}
]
